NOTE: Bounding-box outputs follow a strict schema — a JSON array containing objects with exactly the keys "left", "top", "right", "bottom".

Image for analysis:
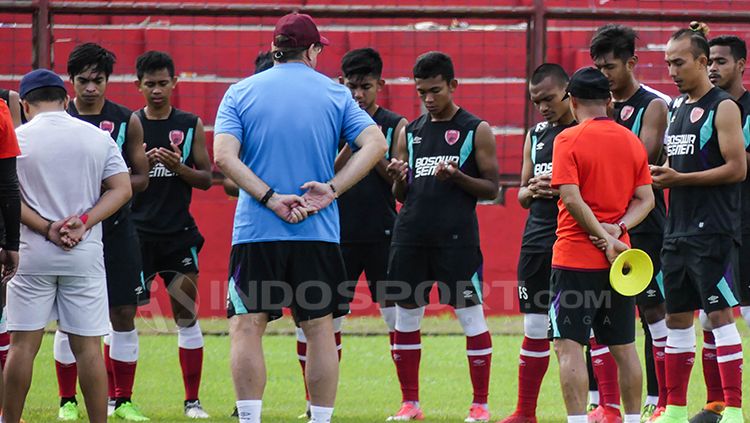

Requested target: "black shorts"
[
  {"left": 387, "top": 245, "right": 483, "bottom": 308},
  {"left": 630, "top": 233, "right": 666, "bottom": 308},
  {"left": 517, "top": 251, "right": 552, "bottom": 314},
  {"left": 103, "top": 218, "right": 146, "bottom": 308},
  {"left": 226, "top": 241, "right": 349, "bottom": 322},
  {"left": 340, "top": 240, "right": 391, "bottom": 305},
  {"left": 738, "top": 234, "right": 750, "bottom": 305},
  {"left": 549, "top": 268, "right": 636, "bottom": 346},
  {"left": 138, "top": 229, "right": 204, "bottom": 305},
  {"left": 661, "top": 235, "right": 740, "bottom": 314}
]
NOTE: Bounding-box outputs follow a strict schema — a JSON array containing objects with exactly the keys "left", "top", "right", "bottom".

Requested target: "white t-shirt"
[{"left": 15, "top": 111, "right": 128, "bottom": 276}]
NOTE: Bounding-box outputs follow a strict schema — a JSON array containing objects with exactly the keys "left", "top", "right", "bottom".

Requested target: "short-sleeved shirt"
[
  {"left": 215, "top": 62, "right": 374, "bottom": 245},
  {"left": 551, "top": 117, "right": 651, "bottom": 270},
  {"left": 15, "top": 111, "right": 128, "bottom": 276},
  {"left": 0, "top": 101, "right": 19, "bottom": 159}
]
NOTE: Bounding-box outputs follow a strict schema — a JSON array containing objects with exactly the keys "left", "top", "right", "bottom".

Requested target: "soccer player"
[
  {"left": 681, "top": 33, "right": 750, "bottom": 423},
  {"left": 550, "top": 67, "right": 654, "bottom": 423},
  {"left": 589, "top": 24, "right": 671, "bottom": 423},
  {"left": 0, "top": 88, "right": 21, "bottom": 383},
  {"left": 131, "top": 50, "right": 213, "bottom": 419},
  {"left": 3, "top": 68, "right": 131, "bottom": 423},
  {"left": 651, "top": 23, "right": 745, "bottom": 423},
  {"left": 58, "top": 42, "right": 151, "bottom": 421},
  {"left": 214, "top": 12, "right": 386, "bottom": 423},
  {"left": 0, "top": 89, "right": 21, "bottom": 418},
  {"left": 497, "top": 63, "right": 574, "bottom": 423},
  {"left": 385, "top": 51, "right": 499, "bottom": 422}
]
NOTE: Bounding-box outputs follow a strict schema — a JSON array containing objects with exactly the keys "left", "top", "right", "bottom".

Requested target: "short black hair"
[
  {"left": 254, "top": 51, "right": 273, "bottom": 74},
  {"left": 590, "top": 24, "right": 638, "bottom": 62},
  {"left": 530, "top": 63, "right": 569, "bottom": 87},
  {"left": 23, "top": 86, "right": 67, "bottom": 105},
  {"left": 136, "top": 50, "right": 175, "bottom": 80},
  {"left": 709, "top": 35, "right": 747, "bottom": 61},
  {"left": 671, "top": 22, "right": 710, "bottom": 59},
  {"left": 341, "top": 48, "right": 383, "bottom": 79},
  {"left": 67, "top": 42, "right": 116, "bottom": 79},
  {"left": 413, "top": 51, "right": 455, "bottom": 82}
]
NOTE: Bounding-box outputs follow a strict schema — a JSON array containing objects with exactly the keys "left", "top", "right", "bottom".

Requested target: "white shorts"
[{"left": 6, "top": 274, "right": 109, "bottom": 336}]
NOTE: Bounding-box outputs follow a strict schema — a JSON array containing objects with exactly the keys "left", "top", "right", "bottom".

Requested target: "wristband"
[
  {"left": 80, "top": 213, "right": 89, "bottom": 225},
  {"left": 44, "top": 220, "right": 52, "bottom": 241},
  {"left": 328, "top": 182, "right": 337, "bottom": 198},
  {"left": 260, "top": 188, "right": 275, "bottom": 206},
  {"left": 617, "top": 221, "right": 627, "bottom": 236}
]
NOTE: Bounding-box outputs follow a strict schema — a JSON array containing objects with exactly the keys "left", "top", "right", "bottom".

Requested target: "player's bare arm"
[
  {"left": 387, "top": 126, "right": 409, "bottom": 202},
  {"left": 518, "top": 131, "right": 536, "bottom": 209},
  {"left": 82, "top": 172, "right": 132, "bottom": 231},
  {"left": 435, "top": 121, "right": 499, "bottom": 201},
  {"left": 7, "top": 90, "right": 21, "bottom": 128},
  {"left": 652, "top": 99, "right": 746, "bottom": 188},
  {"left": 214, "top": 133, "right": 309, "bottom": 224},
  {"left": 329, "top": 124, "right": 387, "bottom": 194},
  {"left": 640, "top": 98, "right": 669, "bottom": 164},
  {"left": 126, "top": 113, "right": 149, "bottom": 193}
]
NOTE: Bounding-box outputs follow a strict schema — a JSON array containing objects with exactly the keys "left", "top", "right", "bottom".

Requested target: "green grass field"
[{"left": 18, "top": 316, "right": 750, "bottom": 422}]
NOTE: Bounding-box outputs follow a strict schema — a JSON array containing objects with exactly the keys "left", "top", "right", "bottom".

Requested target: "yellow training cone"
[{"left": 610, "top": 248, "right": 653, "bottom": 296}]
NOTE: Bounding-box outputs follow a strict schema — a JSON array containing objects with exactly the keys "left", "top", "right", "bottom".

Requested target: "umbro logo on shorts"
[
  {"left": 182, "top": 257, "right": 193, "bottom": 267},
  {"left": 708, "top": 295, "right": 719, "bottom": 304},
  {"left": 646, "top": 289, "right": 657, "bottom": 297},
  {"left": 134, "top": 286, "right": 144, "bottom": 295},
  {"left": 462, "top": 290, "right": 474, "bottom": 299}
]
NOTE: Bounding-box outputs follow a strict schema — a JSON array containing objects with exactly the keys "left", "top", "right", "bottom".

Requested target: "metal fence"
[{"left": 3, "top": 0, "right": 750, "bottom": 182}]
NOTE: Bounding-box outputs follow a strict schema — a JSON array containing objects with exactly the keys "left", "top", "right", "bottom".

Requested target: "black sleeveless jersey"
[
  {"left": 736, "top": 91, "right": 750, "bottom": 236},
  {"left": 67, "top": 99, "right": 132, "bottom": 233},
  {"left": 665, "top": 87, "right": 741, "bottom": 240},
  {"left": 614, "top": 86, "right": 669, "bottom": 235},
  {"left": 392, "top": 108, "right": 483, "bottom": 247},
  {"left": 338, "top": 107, "right": 402, "bottom": 243},
  {"left": 131, "top": 107, "right": 199, "bottom": 237},
  {"left": 520, "top": 120, "right": 575, "bottom": 253}
]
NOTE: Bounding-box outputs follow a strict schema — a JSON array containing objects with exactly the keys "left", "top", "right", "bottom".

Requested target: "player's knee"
[
  {"left": 707, "top": 309, "right": 735, "bottom": 330},
  {"left": 177, "top": 322, "right": 204, "bottom": 350},
  {"left": 53, "top": 330, "right": 76, "bottom": 364},
  {"left": 394, "top": 305, "right": 424, "bottom": 332},
  {"left": 455, "top": 304, "right": 488, "bottom": 337},
  {"left": 109, "top": 305, "right": 137, "bottom": 331},
  {"left": 523, "top": 313, "right": 549, "bottom": 339}
]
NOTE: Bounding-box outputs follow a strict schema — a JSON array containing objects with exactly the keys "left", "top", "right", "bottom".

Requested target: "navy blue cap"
[
  {"left": 563, "top": 67, "right": 611, "bottom": 100},
  {"left": 19, "top": 69, "right": 66, "bottom": 99}
]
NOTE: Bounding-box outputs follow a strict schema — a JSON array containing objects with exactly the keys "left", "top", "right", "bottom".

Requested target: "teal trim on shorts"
[
  {"left": 655, "top": 270, "right": 664, "bottom": 298},
  {"left": 228, "top": 277, "right": 248, "bottom": 314},
  {"left": 190, "top": 246, "right": 199, "bottom": 269},
  {"left": 407, "top": 132, "right": 414, "bottom": 168},
  {"left": 631, "top": 108, "right": 645, "bottom": 138},
  {"left": 699, "top": 110, "right": 715, "bottom": 151},
  {"left": 139, "top": 271, "right": 146, "bottom": 290},
  {"left": 181, "top": 127, "right": 195, "bottom": 164},
  {"left": 717, "top": 277, "right": 739, "bottom": 307},
  {"left": 548, "top": 304, "right": 560, "bottom": 338},
  {"left": 743, "top": 115, "right": 750, "bottom": 148},
  {"left": 115, "top": 122, "right": 127, "bottom": 151},
  {"left": 471, "top": 271, "right": 483, "bottom": 304},
  {"left": 385, "top": 127, "right": 393, "bottom": 160},
  {"left": 459, "top": 130, "right": 474, "bottom": 167},
  {"left": 530, "top": 134, "right": 538, "bottom": 164}
]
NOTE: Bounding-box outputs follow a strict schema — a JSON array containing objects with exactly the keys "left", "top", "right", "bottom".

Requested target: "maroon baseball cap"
[{"left": 273, "top": 13, "right": 329, "bottom": 49}]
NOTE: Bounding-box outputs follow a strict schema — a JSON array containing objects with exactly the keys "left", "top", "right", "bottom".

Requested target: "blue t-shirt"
[{"left": 215, "top": 63, "right": 374, "bottom": 245}]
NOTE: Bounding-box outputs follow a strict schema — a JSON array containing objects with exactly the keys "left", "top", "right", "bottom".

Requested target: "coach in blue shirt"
[{"left": 214, "top": 12, "right": 387, "bottom": 423}]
